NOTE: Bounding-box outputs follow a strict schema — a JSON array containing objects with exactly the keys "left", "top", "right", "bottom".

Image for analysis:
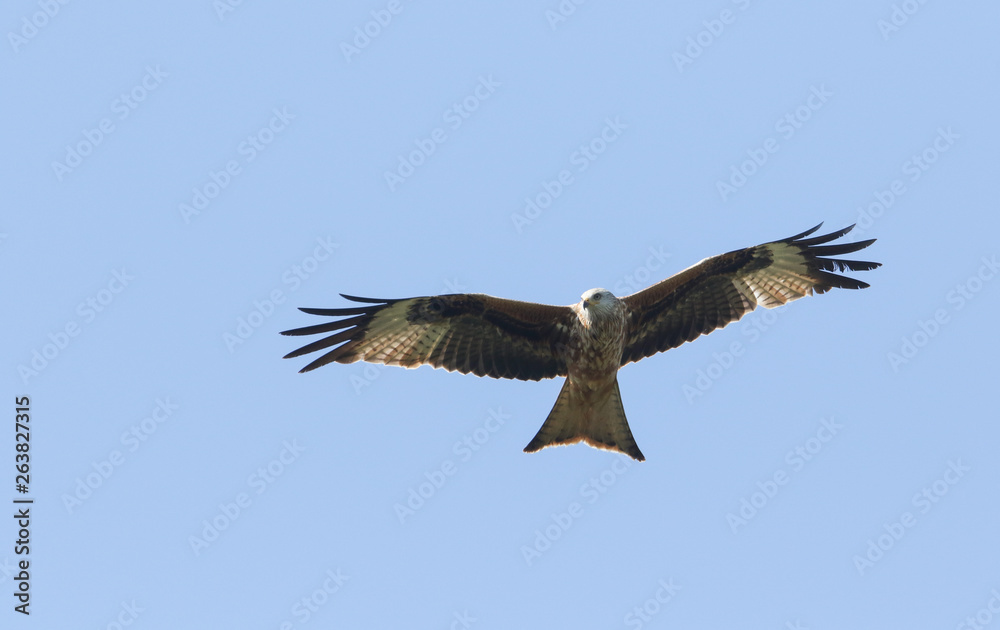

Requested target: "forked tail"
[{"left": 523, "top": 378, "right": 644, "bottom": 461}]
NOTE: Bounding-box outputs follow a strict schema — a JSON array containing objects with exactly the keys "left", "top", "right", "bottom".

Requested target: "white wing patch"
[
  {"left": 353, "top": 302, "right": 425, "bottom": 366},
  {"left": 734, "top": 242, "right": 817, "bottom": 308}
]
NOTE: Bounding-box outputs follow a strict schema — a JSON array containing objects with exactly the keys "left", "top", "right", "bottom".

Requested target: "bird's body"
[
  {"left": 528, "top": 288, "right": 640, "bottom": 458},
  {"left": 282, "top": 224, "right": 880, "bottom": 461},
  {"left": 565, "top": 289, "right": 626, "bottom": 381}
]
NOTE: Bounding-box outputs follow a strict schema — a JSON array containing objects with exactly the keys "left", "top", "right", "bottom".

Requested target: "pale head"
[
  {"left": 580, "top": 288, "right": 618, "bottom": 314},
  {"left": 577, "top": 288, "right": 625, "bottom": 338}
]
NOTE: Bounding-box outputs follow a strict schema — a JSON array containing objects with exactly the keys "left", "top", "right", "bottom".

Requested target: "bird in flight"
[{"left": 282, "top": 224, "right": 879, "bottom": 461}]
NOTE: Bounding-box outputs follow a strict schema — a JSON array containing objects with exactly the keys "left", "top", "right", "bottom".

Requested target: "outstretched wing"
[
  {"left": 619, "top": 223, "right": 880, "bottom": 365},
  {"left": 281, "top": 293, "right": 576, "bottom": 380}
]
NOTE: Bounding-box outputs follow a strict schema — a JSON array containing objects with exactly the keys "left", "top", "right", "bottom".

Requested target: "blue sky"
[{"left": 3, "top": 1, "right": 999, "bottom": 627}]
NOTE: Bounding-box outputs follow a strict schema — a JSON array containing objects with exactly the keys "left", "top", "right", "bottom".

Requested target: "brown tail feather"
[{"left": 523, "top": 378, "right": 644, "bottom": 461}]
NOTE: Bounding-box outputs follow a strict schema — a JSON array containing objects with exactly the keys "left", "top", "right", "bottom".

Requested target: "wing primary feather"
[
  {"left": 339, "top": 294, "right": 401, "bottom": 304},
  {"left": 784, "top": 222, "right": 824, "bottom": 241},
  {"left": 282, "top": 328, "right": 356, "bottom": 359},
  {"left": 832, "top": 258, "right": 881, "bottom": 272},
  {"left": 805, "top": 240, "right": 877, "bottom": 257},
  {"left": 298, "top": 339, "right": 363, "bottom": 373},
  {"left": 788, "top": 223, "right": 853, "bottom": 245},
  {"left": 280, "top": 314, "right": 367, "bottom": 337},
  {"left": 810, "top": 270, "right": 871, "bottom": 290},
  {"left": 813, "top": 258, "right": 881, "bottom": 273},
  {"left": 298, "top": 305, "right": 378, "bottom": 316}
]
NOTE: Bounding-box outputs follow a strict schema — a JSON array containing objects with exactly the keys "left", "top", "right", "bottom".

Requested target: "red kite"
[{"left": 282, "top": 224, "right": 879, "bottom": 461}]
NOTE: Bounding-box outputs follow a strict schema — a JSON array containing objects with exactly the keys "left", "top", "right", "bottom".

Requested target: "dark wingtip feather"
[
  {"left": 816, "top": 258, "right": 882, "bottom": 273},
  {"left": 790, "top": 223, "right": 880, "bottom": 291},
  {"left": 281, "top": 314, "right": 366, "bottom": 338},
  {"left": 339, "top": 293, "right": 396, "bottom": 304},
  {"left": 298, "top": 357, "right": 328, "bottom": 373},
  {"left": 282, "top": 297, "right": 389, "bottom": 366},
  {"left": 805, "top": 239, "right": 877, "bottom": 257},
  {"left": 297, "top": 340, "right": 364, "bottom": 373},
  {"left": 786, "top": 222, "right": 824, "bottom": 241},
  {"left": 298, "top": 305, "right": 375, "bottom": 316},
  {"left": 790, "top": 223, "right": 858, "bottom": 247},
  {"left": 283, "top": 327, "right": 357, "bottom": 360}
]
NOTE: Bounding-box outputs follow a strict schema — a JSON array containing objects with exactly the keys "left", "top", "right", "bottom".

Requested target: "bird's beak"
[{"left": 582, "top": 298, "right": 589, "bottom": 308}]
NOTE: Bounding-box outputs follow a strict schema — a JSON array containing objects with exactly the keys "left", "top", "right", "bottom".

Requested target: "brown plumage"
[{"left": 282, "top": 223, "right": 880, "bottom": 461}]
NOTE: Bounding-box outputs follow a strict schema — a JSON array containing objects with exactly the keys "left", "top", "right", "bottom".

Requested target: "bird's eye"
[{"left": 592, "top": 293, "right": 601, "bottom": 301}]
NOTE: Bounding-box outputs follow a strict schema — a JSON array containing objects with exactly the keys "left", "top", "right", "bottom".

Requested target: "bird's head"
[{"left": 580, "top": 288, "right": 617, "bottom": 314}]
